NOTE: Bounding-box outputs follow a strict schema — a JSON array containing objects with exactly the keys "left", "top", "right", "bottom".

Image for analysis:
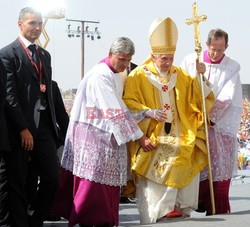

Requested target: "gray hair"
[
  {"left": 18, "top": 7, "right": 42, "bottom": 21},
  {"left": 207, "top": 28, "right": 228, "bottom": 46},
  {"left": 109, "top": 37, "right": 135, "bottom": 56},
  {"left": 152, "top": 54, "right": 166, "bottom": 58}
]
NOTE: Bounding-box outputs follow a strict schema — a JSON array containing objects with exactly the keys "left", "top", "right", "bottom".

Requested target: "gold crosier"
[{"left": 186, "top": 2, "right": 215, "bottom": 215}]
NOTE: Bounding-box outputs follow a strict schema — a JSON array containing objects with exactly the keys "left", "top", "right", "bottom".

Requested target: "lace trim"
[
  {"left": 107, "top": 111, "right": 143, "bottom": 145},
  {"left": 210, "top": 100, "right": 231, "bottom": 123},
  {"left": 210, "top": 100, "right": 242, "bottom": 137},
  {"left": 61, "top": 121, "right": 128, "bottom": 186},
  {"left": 200, "top": 127, "right": 238, "bottom": 182}
]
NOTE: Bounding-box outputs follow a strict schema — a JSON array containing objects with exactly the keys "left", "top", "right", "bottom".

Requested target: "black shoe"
[
  {"left": 28, "top": 218, "right": 43, "bottom": 227},
  {"left": 44, "top": 213, "right": 61, "bottom": 221},
  {"left": 196, "top": 204, "right": 207, "bottom": 213},
  {"left": 120, "top": 196, "right": 130, "bottom": 203},
  {"left": 195, "top": 208, "right": 206, "bottom": 213},
  {"left": 120, "top": 196, "right": 136, "bottom": 204}
]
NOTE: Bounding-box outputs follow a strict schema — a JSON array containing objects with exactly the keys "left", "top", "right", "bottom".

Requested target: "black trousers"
[
  {"left": 6, "top": 118, "right": 59, "bottom": 227},
  {"left": 0, "top": 150, "right": 9, "bottom": 226}
]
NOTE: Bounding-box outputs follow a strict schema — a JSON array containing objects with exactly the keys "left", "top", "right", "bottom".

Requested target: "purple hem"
[{"left": 52, "top": 167, "right": 120, "bottom": 226}]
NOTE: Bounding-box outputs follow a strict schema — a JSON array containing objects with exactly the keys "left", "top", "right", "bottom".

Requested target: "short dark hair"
[{"left": 207, "top": 29, "right": 228, "bottom": 46}]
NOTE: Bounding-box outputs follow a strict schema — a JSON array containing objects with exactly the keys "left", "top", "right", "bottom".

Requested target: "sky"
[{"left": 0, "top": 0, "right": 249, "bottom": 91}]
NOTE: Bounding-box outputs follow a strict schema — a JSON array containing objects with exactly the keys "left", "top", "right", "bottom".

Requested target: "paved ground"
[{"left": 45, "top": 170, "right": 250, "bottom": 226}]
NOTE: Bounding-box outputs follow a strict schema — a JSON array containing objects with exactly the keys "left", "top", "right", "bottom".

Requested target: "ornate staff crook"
[{"left": 186, "top": 2, "right": 216, "bottom": 215}]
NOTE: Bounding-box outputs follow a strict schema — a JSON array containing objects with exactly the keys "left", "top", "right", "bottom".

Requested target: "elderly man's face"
[
  {"left": 207, "top": 37, "right": 228, "bottom": 62},
  {"left": 109, "top": 52, "right": 132, "bottom": 73},
  {"left": 152, "top": 54, "right": 174, "bottom": 73}
]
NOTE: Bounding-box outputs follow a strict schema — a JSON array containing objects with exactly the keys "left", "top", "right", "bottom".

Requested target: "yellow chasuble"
[{"left": 123, "top": 58, "right": 214, "bottom": 189}]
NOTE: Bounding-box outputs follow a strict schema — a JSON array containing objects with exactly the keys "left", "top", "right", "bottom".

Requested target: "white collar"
[{"left": 18, "top": 35, "right": 36, "bottom": 48}]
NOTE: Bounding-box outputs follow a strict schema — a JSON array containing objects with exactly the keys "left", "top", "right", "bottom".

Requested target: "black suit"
[
  {"left": 0, "top": 58, "right": 10, "bottom": 226},
  {"left": 0, "top": 39, "right": 60, "bottom": 226},
  {"left": 27, "top": 80, "right": 69, "bottom": 209},
  {"left": 130, "top": 62, "right": 137, "bottom": 71},
  {"left": 0, "top": 59, "right": 10, "bottom": 153},
  {"left": 52, "top": 80, "right": 69, "bottom": 149}
]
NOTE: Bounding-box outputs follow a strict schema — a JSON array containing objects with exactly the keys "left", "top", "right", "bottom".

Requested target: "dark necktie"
[{"left": 28, "top": 44, "right": 39, "bottom": 65}]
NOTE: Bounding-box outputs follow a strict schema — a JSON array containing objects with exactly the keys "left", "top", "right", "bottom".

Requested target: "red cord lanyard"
[{"left": 18, "top": 37, "right": 46, "bottom": 92}]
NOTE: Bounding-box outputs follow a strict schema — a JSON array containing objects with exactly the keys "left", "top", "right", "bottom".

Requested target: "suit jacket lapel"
[
  {"left": 39, "top": 48, "right": 50, "bottom": 85},
  {"left": 13, "top": 39, "right": 39, "bottom": 80}
]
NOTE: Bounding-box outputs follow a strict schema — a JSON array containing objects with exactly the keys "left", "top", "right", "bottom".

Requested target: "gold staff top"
[{"left": 185, "top": 2, "right": 207, "bottom": 56}]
